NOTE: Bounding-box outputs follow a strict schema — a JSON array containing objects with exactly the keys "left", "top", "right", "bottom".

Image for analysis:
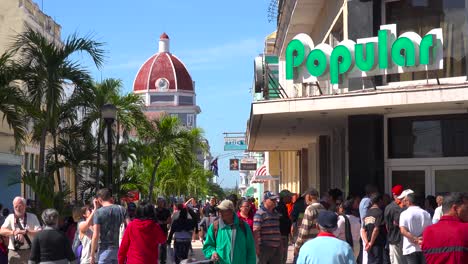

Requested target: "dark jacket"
[
  {"left": 277, "top": 201, "right": 292, "bottom": 236},
  {"left": 291, "top": 197, "right": 306, "bottom": 223},
  {"left": 29, "top": 227, "right": 76, "bottom": 264}
]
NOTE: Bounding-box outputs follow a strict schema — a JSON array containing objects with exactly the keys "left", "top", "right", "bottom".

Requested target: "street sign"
[
  {"left": 240, "top": 158, "right": 257, "bottom": 171},
  {"left": 224, "top": 133, "right": 247, "bottom": 151},
  {"left": 229, "top": 159, "right": 239, "bottom": 170}
]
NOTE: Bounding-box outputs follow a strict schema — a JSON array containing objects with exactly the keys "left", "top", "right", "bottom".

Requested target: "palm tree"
[
  {"left": 0, "top": 52, "right": 27, "bottom": 149},
  {"left": 10, "top": 28, "right": 105, "bottom": 191},
  {"left": 139, "top": 115, "right": 205, "bottom": 201},
  {"left": 46, "top": 126, "right": 96, "bottom": 202},
  {"left": 80, "top": 78, "right": 147, "bottom": 193},
  {"left": 80, "top": 79, "right": 119, "bottom": 190}
]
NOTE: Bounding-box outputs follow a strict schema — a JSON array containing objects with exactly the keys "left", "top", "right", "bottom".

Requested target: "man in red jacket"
[{"left": 422, "top": 192, "right": 468, "bottom": 264}]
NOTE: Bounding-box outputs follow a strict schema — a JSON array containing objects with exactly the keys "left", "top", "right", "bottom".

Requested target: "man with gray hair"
[
  {"left": 29, "top": 209, "right": 76, "bottom": 263},
  {"left": 422, "top": 192, "right": 468, "bottom": 263},
  {"left": 297, "top": 210, "right": 356, "bottom": 263},
  {"left": 0, "top": 196, "right": 42, "bottom": 263},
  {"left": 399, "top": 191, "right": 432, "bottom": 264}
]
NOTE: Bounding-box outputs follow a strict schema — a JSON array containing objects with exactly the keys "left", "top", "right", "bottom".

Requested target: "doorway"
[{"left": 387, "top": 164, "right": 468, "bottom": 202}]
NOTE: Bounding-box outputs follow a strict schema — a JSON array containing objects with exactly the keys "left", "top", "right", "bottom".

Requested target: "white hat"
[
  {"left": 397, "top": 189, "right": 414, "bottom": 200},
  {"left": 217, "top": 200, "right": 234, "bottom": 211}
]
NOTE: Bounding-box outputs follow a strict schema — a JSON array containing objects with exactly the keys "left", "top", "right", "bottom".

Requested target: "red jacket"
[
  {"left": 422, "top": 215, "right": 468, "bottom": 264},
  {"left": 237, "top": 211, "right": 254, "bottom": 231},
  {"left": 118, "top": 219, "right": 167, "bottom": 264}
]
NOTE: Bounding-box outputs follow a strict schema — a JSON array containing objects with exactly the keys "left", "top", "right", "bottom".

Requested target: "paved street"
[{"left": 168, "top": 240, "right": 295, "bottom": 264}]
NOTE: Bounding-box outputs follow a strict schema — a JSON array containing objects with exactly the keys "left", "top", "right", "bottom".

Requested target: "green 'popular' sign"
[{"left": 286, "top": 24, "right": 443, "bottom": 84}]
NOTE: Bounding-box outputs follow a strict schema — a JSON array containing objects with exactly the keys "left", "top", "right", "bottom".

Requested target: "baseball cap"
[
  {"left": 392, "top": 185, "right": 404, "bottom": 196},
  {"left": 317, "top": 211, "right": 338, "bottom": 229},
  {"left": 279, "top": 189, "right": 293, "bottom": 198},
  {"left": 217, "top": 200, "right": 234, "bottom": 211},
  {"left": 264, "top": 191, "right": 279, "bottom": 201},
  {"left": 397, "top": 189, "right": 414, "bottom": 200}
]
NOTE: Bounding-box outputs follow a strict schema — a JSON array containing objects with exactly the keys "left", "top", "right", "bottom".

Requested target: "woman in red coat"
[{"left": 118, "top": 202, "right": 167, "bottom": 264}]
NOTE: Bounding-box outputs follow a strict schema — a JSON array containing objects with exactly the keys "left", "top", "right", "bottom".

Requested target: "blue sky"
[{"left": 41, "top": 0, "right": 275, "bottom": 188}]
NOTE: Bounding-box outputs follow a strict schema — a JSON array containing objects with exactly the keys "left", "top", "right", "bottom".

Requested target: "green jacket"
[{"left": 202, "top": 215, "right": 256, "bottom": 264}]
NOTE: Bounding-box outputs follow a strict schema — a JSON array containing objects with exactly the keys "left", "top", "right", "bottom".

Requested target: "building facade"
[
  {"left": 133, "top": 33, "right": 213, "bottom": 177},
  {"left": 0, "top": 0, "right": 67, "bottom": 206},
  {"left": 248, "top": 0, "right": 468, "bottom": 202}
]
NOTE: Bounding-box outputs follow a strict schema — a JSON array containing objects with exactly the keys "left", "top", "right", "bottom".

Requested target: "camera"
[{"left": 13, "top": 239, "right": 24, "bottom": 250}]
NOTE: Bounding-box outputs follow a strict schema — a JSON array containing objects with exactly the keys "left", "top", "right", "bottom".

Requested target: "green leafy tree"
[{"left": 138, "top": 115, "right": 206, "bottom": 201}]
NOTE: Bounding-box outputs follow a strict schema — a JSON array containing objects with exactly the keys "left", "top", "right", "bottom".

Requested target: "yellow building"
[{"left": 0, "top": 0, "right": 76, "bottom": 206}]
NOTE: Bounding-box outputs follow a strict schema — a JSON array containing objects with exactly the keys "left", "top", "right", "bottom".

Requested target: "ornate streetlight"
[{"left": 101, "top": 104, "right": 117, "bottom": 192}]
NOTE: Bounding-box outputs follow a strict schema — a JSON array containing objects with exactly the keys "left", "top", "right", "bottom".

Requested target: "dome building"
[{"left": 133, "top": 33, "right": 200, "bottom": 128}]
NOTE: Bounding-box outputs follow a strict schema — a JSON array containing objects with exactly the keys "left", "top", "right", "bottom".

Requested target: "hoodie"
[{"left": 118, "top": 219, "right": 166, "bottom": 264}]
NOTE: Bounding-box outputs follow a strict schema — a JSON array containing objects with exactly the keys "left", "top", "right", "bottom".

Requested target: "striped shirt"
[
  {"left": 253, "top": 204, "right": 281, "bottom": 248},
  {"left": 295, "top": 202, "right": 325, "bottom": 251}
]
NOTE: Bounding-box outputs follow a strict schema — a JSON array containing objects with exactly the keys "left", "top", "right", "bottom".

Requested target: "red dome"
[
  {"left": 133, "top": 52, "right": 194, "bottom": 92},
  {"left": 160, "top": 32, "right": 169, "bottom": 40}
]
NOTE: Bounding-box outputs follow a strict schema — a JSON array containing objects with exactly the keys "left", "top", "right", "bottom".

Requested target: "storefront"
[{"left": 248, "top": 0, "right": 468, "bottom": 198}]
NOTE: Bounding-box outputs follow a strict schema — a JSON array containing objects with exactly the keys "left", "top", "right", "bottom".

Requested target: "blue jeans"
[{"left": 98, "top": 248, "right": 118, "bottom": 264}]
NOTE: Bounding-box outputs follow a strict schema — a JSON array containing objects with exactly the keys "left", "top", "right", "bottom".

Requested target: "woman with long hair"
[
  {"left": 78, "top": 200, "right": 98, "bottom": 264},
  {"left": 167, "top": 207, "right": 195, "bottom": 264},
  {"left": 334, "top": 199, "right": 361, "bottom": 257},
  {"left": 118, "top": 202, "right": 166, "bottom": 264}
]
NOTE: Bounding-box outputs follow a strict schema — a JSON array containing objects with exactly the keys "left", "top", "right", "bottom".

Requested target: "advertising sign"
[
  {"left": 240, "top": 158, "right": 257, "bottom": 171},
  {"left": 229, "top": 159, "right": 239, "bottom": 170},
  {"left": 224, "top": 136, "right": 247, "bottom": 151},
  {"left": 286, "top": 24, "right": 443, "bottom": 84}
]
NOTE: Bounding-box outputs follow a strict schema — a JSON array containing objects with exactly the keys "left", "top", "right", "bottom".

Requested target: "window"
[
  {"left": 435, "top": 169, "right": 468, "bottom": 193},
  {"left": 187, "top": 114, "right": 195, "bottom": 128},
  {"left": 150, "top": 95, "right": 174, "bottom": 104},
  {"left": 29, "top": 154, "right": 35, "bottom": 171},
  {"left": 385, "top": 0, "right": 467, "bottom": 81},
  {"left": 179, "top": 96, "right": 193, "bottom": 106},
  {"left": 23, "top": 153, "right": 29, "bottom": 169},
  {"left": 388, "top": 114, "right": 468, "bottom": 158}
]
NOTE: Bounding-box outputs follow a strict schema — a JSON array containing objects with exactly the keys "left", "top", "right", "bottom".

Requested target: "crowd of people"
[{"left": 0, "top": 185, "right": 466, "bottom": 264}]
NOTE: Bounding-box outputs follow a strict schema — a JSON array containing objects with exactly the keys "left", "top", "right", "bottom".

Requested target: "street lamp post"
[{"left": 101, "top": 104, "right": 117, "bottom": 193}]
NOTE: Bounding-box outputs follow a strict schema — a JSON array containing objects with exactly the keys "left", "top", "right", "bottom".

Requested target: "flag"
[{"left": 210, "top": 158, "right": 218, "bottom": 176}]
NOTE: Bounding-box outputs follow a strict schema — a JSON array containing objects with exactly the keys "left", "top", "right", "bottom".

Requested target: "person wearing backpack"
[{"left": 202, "top": 200, "right": 256, "bottom": 264}]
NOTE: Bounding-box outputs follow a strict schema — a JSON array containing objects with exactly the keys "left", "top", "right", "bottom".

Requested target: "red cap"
[{"left": 392, "top": 185, "right": 404, "bottom": 196}]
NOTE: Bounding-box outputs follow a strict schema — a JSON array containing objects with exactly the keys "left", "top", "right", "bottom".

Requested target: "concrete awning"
[{"left": 247, "top": 81, "right": 468, "bottom": 151}]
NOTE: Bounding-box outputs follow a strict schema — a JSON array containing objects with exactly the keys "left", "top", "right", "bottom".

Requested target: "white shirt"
[
  {"left": 79, "top": 222, "right": 93, "bottom": 264},
  {"left": 333, "top": 214, "right": 361, "bottom": 244},
  {"left": 399, "top": 206, "right": 432, "bottom": 255},
  {"left": 432, "top": 206, "right": 443, "bottom": 224},
  {"left": 1, "top": 213, "right": 42, "bottom": 250}
]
